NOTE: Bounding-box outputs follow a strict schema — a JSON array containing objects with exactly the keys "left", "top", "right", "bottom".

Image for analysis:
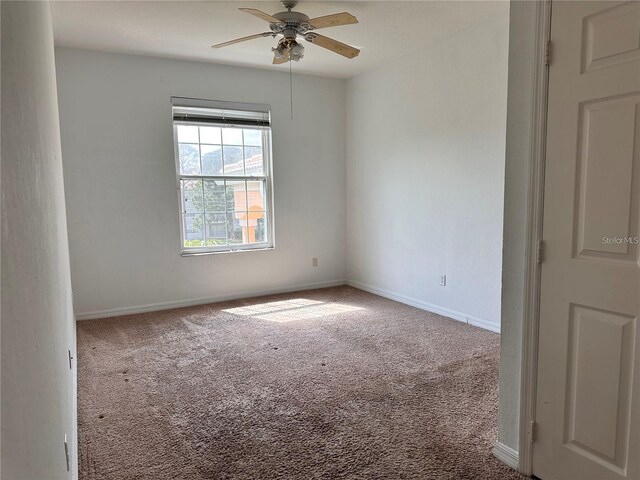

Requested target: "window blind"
[{"left": 171, "top": 97, "right": 271, "bottom": 127}]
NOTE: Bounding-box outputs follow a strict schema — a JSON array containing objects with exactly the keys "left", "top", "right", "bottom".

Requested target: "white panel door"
[{"left": 534, "top": 1, "right": 640, "bottom": 479}]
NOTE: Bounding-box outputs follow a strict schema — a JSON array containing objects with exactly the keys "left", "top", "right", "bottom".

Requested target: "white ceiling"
[{"left": 51, "top": 1, "right": 505, "bottom": 79}]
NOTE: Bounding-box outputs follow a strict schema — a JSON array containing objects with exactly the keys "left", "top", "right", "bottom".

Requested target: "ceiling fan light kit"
[{"left": 212, "top": 1, "right": 360, "bottom": 64}]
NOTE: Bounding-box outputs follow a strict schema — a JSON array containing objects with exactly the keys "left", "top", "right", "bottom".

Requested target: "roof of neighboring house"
[{"left": 224, "top": 153, "right": 262, "bottom": 175}]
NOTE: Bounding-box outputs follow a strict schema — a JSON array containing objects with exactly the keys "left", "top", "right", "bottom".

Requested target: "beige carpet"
[{"left": 77, "top": 286, "right": 525, "bottom": 480}]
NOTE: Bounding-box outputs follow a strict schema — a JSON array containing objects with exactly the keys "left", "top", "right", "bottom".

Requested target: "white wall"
[
  {"left": 345, "top": 8, "right": 509, "bottom": 332},
  {"left": 497, "top": 0, "right": 540, "bottom": 454},
  {"left": 1, "top": 2, "right": 77, "bottom": 478},
  {"left": 55, "top": 49, "right": 347, "bottom": 318}
]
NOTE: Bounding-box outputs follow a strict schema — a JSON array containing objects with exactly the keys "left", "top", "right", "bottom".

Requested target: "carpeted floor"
[{"left": 77, "top": 286, "right": 525, "bottom": 480}]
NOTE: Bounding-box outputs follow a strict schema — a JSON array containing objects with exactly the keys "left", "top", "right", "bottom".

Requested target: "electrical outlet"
[
  {"left": 312, "top": 257, "right": 319, "bottom": 267},
  {"left": 440, "top": 274, "right": 447, "bottom": 286}
]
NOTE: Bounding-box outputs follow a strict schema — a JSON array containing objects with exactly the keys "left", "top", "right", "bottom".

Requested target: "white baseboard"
[
  {"left": 492, "top": 441, "right": 519, "bottom": 470},
  {"left": 75, "top": 279, "right": 347, "bottom": 320},
  {"left": 76, "top": 279, "right": 501, "bottom": 334},
  {"left": 468, "top": 314, "right": 501, "bottom": 333},
  {"left": 346, "top": 280, "right": 500, "bottom": 333}
]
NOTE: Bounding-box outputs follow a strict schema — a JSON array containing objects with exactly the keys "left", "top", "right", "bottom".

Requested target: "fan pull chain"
[{"left": 289, "top": 58, "right": 294, "bottom": 119}]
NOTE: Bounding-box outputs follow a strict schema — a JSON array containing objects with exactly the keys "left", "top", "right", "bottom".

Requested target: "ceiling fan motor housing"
[{"left": 271, "top": 11, "right": 313, "bottom": 37}]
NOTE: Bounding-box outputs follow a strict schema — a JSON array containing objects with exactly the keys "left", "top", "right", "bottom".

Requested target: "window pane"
[
  {"left": 226, "top": 180, "right": 247, "bottom": 211},
  {"left": 181, "top": 179, "right": 204, "bottom": 213},
  {"left": 201, "top": 145, "right": 223, "bottom": 175},
  {"left": 222, "top": 127, "right": 243, "bottom": 145},
  {"left": 249, "top": 211, "right": 267, "bottom": 243},
  {"left": 205, "top": 213, "right": 227, "bottom": 245},
  {"left": 199, "top": 126, "right": 221, "bottom": 145},
  {"left": 179, "top": 144, "right": 200, "bottom": 175},
  {"left": 223, "top": 146, "right": 244, "bottom": 175},
  {"left": 246, "top": 180, "right": 266, "bottom": 211},
  {"left": 177, "top": 125, "right": 198, "bottom": 143},
  {"left": 183, "top": 213, "right": 205, "bottom": 246},
  {"left": 203, "top": 179, "right": 226, "bottom": 212},
  {"left": 227, "top": 212, "right": 246, "bottom": 244},
  {"left": 243, "top": 129, "right": 262, "bottom": 147},
  {"left": 244, "top": 146, "right": 263, "bottom": 176}
]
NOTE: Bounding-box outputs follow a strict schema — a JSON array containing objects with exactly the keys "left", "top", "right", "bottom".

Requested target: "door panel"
[
  {"left": 534, "top": 2, "right": 640, "bottom": 479},
  {"left": 582, "top": 2, "right": 640, "bottom": 73},
  {"left": 575, "top": 93, "right": 639, "bottom": 261},
  {"left": 565, "top": 305, "right": 635, "bottom": 473}
]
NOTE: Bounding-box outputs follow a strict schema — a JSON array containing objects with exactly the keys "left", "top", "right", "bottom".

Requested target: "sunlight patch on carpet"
[{"left": 223, "top": 298, "right": 364, "bottom": 323}]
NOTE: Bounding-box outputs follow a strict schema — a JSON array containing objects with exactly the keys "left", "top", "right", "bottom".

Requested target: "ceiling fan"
[{"left": 212, "top": 1, "right": 360, "bottom": 64}]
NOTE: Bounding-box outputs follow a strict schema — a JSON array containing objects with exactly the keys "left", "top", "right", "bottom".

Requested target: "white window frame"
[{"left": 171, "top": 98, "right": 275, "bottom": 256}]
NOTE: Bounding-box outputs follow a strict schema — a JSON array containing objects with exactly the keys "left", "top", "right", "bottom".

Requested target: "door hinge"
[
  {"left": 530, "top": 420, "right": 537, "bottom": 442},
  {"left": 537, "top": 240, "right": 545, "bottom": 264},
  {"left": 544, "top": 40, "right": 552, "bottom": 66},
  {"left": 64, "top": 434, "right": 70, "bottom": 472}
]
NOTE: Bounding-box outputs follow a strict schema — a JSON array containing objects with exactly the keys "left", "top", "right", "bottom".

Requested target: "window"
[{"left": 172, "top": 98, "right": 274, "bottom": 254}]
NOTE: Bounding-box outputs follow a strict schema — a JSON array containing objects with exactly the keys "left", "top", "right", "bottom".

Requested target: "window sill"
[{"left": 180, "top": 246, "right": 274, "bottom": 257}]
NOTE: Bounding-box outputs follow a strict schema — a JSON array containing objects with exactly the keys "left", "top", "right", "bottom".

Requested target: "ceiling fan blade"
[
  {"left": 307, "top": 12, "right": 358, "bottom": 29},
  {"left": 305, "top": 33, "right": 360, "bottom": 59},
  {"left": 273, "top": 49, "right": 291, "bottom": 65},
  {"left": 239, "top": 8, "right": 282, "bottom": 24},
  {"left": 212, "top": 32, "right": 273, "bottom": 49}
]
